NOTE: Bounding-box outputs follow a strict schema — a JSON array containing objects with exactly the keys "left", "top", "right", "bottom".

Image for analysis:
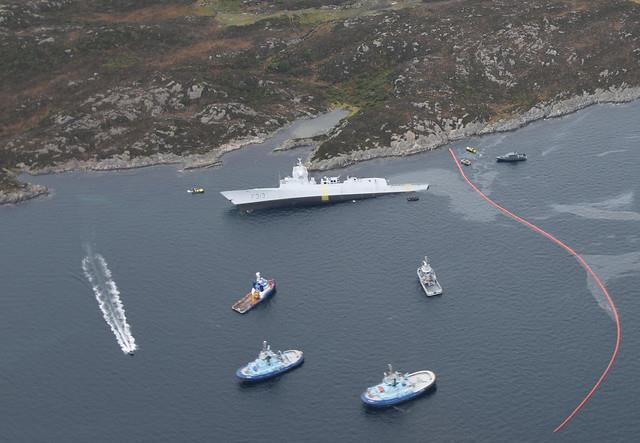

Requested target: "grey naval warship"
[{"left": 220, "top": 159, "right": 429, "bottom": 210}]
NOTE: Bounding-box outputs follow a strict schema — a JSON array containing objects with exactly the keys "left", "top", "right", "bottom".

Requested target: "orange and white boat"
[{"left": 232, "top": 272, "right": 276, "bottom": 314}]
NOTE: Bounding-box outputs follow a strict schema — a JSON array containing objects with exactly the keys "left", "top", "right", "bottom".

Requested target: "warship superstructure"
[{"left": 220, "top": 159, "right": 429, "bottom": 210}]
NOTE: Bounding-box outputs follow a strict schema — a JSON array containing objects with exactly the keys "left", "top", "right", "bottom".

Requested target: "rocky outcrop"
[
  {"left": 0, "top": 182, "right": 48, "bottom": 205},
  {"left": 273, "top": 137, "right": 320, "bottom": 152},
  {"left": 22, "top": 133, "right": 271, "bottom": 175},
  {"left": 309, "top": 86, "right": 640, "bottom": 170}
]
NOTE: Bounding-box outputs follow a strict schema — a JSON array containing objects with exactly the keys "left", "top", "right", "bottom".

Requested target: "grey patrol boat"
[
  {"left": 417, "top": 256, "right": 443, "bottom": 296},
  {"left": 496, "top": 152, "right": 527, "bottom": 162},
  {"left": 220, "top": 159, "right": 429, "bottom": 210}
]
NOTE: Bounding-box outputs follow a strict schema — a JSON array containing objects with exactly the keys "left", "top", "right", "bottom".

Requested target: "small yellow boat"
[
  {"left": 187, "top": 187, "right": 205, "bottom": 194},
  {"left": 465, "top": 146, "right": 477, "bottom": 154}
]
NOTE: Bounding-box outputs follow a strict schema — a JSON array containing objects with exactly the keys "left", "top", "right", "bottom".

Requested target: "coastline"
[
  {"left": 24, "top": 133, "right": 268, "bottom": 176},
  {"left": 2, "top": 87, "right": 639, "bottom": 206},
  {"left": 0, "top": 110, "right": 324, "bottom": 206},
  {"left": 0, "top": 182, "right": 48, "bottom": 206},
  {"left": 308, "top": 86, "right": 640, "bottom": 170},
  {"left": 0, "top": 132, "right": 276, "bottom": 207}
]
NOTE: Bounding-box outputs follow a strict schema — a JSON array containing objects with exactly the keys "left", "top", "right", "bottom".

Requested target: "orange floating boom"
[{"left": 448, "top": 148, "right": 621, "bottom": 433}]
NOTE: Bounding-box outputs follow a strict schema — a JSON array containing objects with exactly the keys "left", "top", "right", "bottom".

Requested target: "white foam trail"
[
  {"left": 596, "top": 149, "right": 627, "bottom": 157},
  {"left": 82, "top": 250, "right": 137, "bottom": 355}
]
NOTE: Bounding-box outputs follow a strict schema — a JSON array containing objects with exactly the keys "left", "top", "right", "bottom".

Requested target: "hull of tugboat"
[
  {"left": 232, "top": 280, "right": 276, "bottom": 314},
  {"left": 360, "top": 371, "right": 437, "bottom": 407},
  {"left": 417, "top": 266, "right": 443, "bottom": 296},
  {"left": 221, "top": 184, "right": 429, "bottom": 211},
  {"left": 496, "top": 153, "right": 527, "bottom": 162},
  {"left": 496, "top": 157, "right": 526, "bottom": 162},
  {"left": 419, "top": 279, "right": 443, "bottom": 297},
  {"left": 235, "top": 350, "right": 304, "bottom": 381}
]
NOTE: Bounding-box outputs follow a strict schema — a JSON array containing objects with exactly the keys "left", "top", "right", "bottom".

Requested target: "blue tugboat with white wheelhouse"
[
  {"left": 361, "top": 364, "right": 436, "bottom": 407},
  {"left": 236, "top": 341, "right": 304, "bottom": 382}
]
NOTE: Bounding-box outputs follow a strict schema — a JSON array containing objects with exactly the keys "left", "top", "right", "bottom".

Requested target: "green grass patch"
[
  {"left": 194, "top": 3, "right": 405, "bottom": 27},
  {"left": 267, "top": 57, "right": 292, "bottom": 73},
  {"left": 207, "top": 9, "right": 352, "bottom": 27},
  {"left": 102, "top": 53, "right": 139, "bottom": 70},
  {"left": 291, "top": 8, "right": 358, "bottom": 25},
  {"left": 325, "top": 69, "right": 393, "bottom": 110},
  {"left": 193, "top": 0, "right": 252, "bottom": 21},
  {"left": 198, "top": 0, "right": 243, "bottom": 13},
  {"left": 327, "top": 101, "right": 360, "bottom": 116}
]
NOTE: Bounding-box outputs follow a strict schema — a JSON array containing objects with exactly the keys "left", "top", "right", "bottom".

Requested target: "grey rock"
[{"left": 0, "top": 182, "right": 48, "bottom": 205}]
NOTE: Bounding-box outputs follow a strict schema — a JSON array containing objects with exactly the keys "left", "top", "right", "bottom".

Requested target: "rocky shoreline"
[
  {"left": 2, "top": 89, "right": 639, "bottom": 207},
  {"left": 0, "top": 114, "right": 318, "bottom": 206},
  {"left": 0, "top": 132, "right": 268, "bottom": 206},
  {"left": 308, "top": 86, "right": 640, "bottom": 170},
  {"left": 4, "top": 0, "right": 640, "bottom": 206},
  {"left": 0, "top": 182, "right": 48, "bottom": 205},
  {"left": 24, "top": 133, "right": 268, "bottom": 176},
  {"left": 273, "top": 137, "right": 320, "bottom": 152}
]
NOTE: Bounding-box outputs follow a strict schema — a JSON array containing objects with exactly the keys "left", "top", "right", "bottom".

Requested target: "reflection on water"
[
  {"left": 551, "top": 191, "right": 640, "bottom": 222},
  {"left": 415, "top": 168, "right": 499, "bottom": 223},
  {"left": 584, "top": 251, "right": 640, "bottom": 314},
  {"left": 584, "top": 251, "right": 640, "bottom": 282}
]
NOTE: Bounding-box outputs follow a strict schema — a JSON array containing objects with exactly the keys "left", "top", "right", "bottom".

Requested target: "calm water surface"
[{"left": 1, "top": 104, "right": 639, "bottom": 442}]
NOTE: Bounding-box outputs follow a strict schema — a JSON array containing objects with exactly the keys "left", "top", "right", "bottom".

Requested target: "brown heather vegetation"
[{"left": 2, "top": 0, "right": 640, "bottom": 197}]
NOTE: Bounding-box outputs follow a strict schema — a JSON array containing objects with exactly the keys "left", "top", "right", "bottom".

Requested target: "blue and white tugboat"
[
  {"left": 361, "top": 364, "right": 436, "bottom": 407},
  {"left": 236, "top": 341, "right": 304, "bottom": 382},
  {"left": 232, "top": 272, "right": 276, "bottom": 314}
]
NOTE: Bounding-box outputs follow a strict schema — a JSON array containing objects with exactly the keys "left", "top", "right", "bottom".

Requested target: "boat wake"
[{"left": 82, "top": 247, "right": 137, "bottom": 355}]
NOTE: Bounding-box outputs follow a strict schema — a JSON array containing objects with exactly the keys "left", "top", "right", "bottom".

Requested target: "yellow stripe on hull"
[{"left": 321, "top": 185, "right": 330, "bottom": 202}]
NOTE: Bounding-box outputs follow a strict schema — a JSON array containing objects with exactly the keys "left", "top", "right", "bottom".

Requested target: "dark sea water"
[{"left": 1, "top": 104, "right": 639, "bottom": 442}]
